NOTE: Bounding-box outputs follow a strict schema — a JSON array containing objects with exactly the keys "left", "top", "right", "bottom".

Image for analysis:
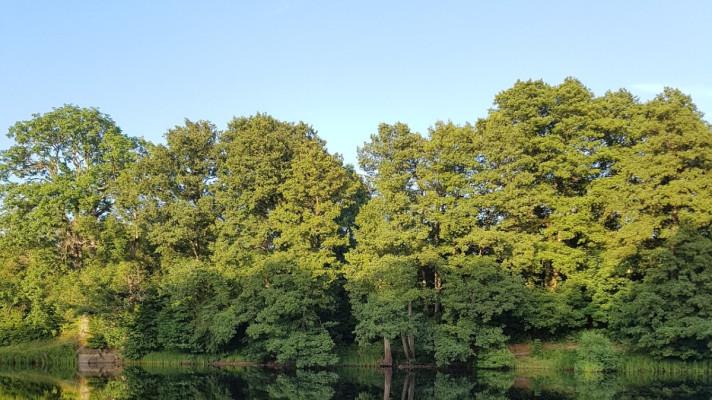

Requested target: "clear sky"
[{"left": 1, "top": 0, "right": 711, "bottom": 166}]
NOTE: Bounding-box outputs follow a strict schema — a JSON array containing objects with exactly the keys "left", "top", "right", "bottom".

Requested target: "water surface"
[{"left": 1, "top": 365, "right": 711, "bottom": 399}]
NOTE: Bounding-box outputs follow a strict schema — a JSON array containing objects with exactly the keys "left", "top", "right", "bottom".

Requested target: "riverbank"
[
  {"left": 0, "top": 337, "right": 77, "bottom": 368},
  {"left": 5, "top": 362, "right": 711, "bottom": 399},
  {"left": 511, "top": 341, "right": 712, "bottom": 379},
  {"left": 2, "top": 336, "right": 712, "bottom": 379}
]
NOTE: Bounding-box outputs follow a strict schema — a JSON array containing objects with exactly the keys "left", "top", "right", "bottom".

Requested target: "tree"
[
  {"left": 0, "top": 105, "right": 138, "bottom": 268},
  {"left": 346, "top": 123, "right": 427, "bottom": 365},
  {"left": 610, "top": 224, "right": 712, "bottom": 360},
  {"left": 1, "top": 79, "right": 710, "bottom": 364},
  {"left": 0, "top": 105, "right": 138, "bottom": 340},
  {"left": 435, "top": 257, "right": 528, "bottom": 366},
  {"left": 122, "top": 120, "right": 227, "bottom": 354},
  {"left": 588, "top": 89, "right": 712, "bottom": 320},
  {"left": 215, "top": 114, "right": 365, "bottom": 366}
]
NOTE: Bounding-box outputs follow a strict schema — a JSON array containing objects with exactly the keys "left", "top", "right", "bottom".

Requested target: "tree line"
[{"left": 1, "top": 78, "right": 711, "bottom": 366}]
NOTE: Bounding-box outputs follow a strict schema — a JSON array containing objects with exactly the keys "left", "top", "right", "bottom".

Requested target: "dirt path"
[{"left": 508, "top": 342, "right": 578, "bottom": 357}]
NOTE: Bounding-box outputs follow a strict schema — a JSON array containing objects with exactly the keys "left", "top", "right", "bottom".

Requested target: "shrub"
[
  {"left": 477, "top": 347, "right": 515, "bottom": 370},
  {"left": 574, "top": 331, "right": 620, "bottom": 373},
  {"left": 87, "top": 333, "right": 108, "bottom": 349}
]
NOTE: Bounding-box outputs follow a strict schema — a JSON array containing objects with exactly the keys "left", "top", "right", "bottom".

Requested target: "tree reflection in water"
[{"left": 1, "top": 366, "right": 712, "bottom": 399}]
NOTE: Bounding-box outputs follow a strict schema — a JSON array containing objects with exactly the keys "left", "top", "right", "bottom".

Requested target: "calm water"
[{"left": 1, "top": 366, "right": 711, "bottom": 399}]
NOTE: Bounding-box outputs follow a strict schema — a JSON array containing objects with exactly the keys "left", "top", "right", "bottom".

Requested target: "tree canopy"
[{"left": 1, "top": 79, "right": 711, "bottom": 365}]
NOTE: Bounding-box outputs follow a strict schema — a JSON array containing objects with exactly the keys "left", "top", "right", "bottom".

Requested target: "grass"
[
  {"left": 133, "top": 349, "right": 255, "bottom": 367},
  {"left": 137, "top": 344, "right": 385, "bottom": 368},
  {"left": 335, "top": 343, "right": 383, "bottom": 367},
  {"left": 0, "top": 337, "right": 78, "bottom": 369},
  {"left": 620, "top": 355, "right": 712, "bottom": 380},
  {"left": 514, "top": 339, "right": 712, "bottom": 380},
  {"left": 514, "top": 355, "right": 558, "bottom": 373},
  {"left": 515, "top": 347, "right": 577, "bottom": 372}
]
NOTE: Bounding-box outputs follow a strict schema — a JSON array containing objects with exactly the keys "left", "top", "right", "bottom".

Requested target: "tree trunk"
[
  {"left": 434, "top": 271, "right": 442, "bottom": 314},
  {"left": 408, "top": 374, "right": 415, "bottom": 400},
  {"left": 407, "top": 301, "right": 415, "bottom": 361},
  {"left": 401, "top": 373, "right": 415, "bottom": 400},
  {"left": 383, "top": 367, "right": 392, "bottom": 400},
  {"left": 401, "top": 334, "right": 412, "bottom": 365},
  {"left": 421, "top": 270, "right": 429, "bottom": 314},
  {"left": 407, "top": 335, "right": 415, "bottom": 361},
  {"left": 400, "top": 373, "right": 409, "bottom": 400},
  {"left": 382, "top": 337, "right": 393, "bottom": 367}
]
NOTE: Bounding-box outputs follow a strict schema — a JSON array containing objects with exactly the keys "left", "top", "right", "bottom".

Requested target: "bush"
[
  {"left": 574, "top": 331, "right": 620, "bottom": 373},
  {"left": 476, "top": 347, "right": 515, "bottom": 370},
  {"left": 0, "top": 305, "right": 58, "bottom": 345},
  {"left": 87, "top": 333, "right": 108, "bottom": 349}
]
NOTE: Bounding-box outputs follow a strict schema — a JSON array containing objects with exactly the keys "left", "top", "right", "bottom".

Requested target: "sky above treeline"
[{"left": 1, "top": 0, "right": 711, "bottom": 167}]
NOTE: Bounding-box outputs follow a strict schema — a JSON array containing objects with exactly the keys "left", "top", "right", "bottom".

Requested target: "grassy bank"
[
  {"left": 513, "top": 340, "right": 712, "bottom": 377},
  {"left": 619, "top": 355, "right": 712, "bottom": 379},
  {"left": 132, "top": 343, "right": 385, "bottom": 368},
  {"left": 335, "top": 344, "right": 383, "bottom": 367},
  {"left": 513, "top": 344, "right": 577, "bottom": 373},
  {"left": 0, "top": 337, "right": 78, "bottom": 368},
  {"left": 132, "top": 350, "right": 255, "bottom": 367}
]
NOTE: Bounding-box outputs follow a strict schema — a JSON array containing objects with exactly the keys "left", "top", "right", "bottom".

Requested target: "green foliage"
[
  {"left": 335, "top": 343, "right": 383, "bottom": 366},
  {"left": 155, "top": 261, "right": 239, "bottom": 354},
  {"left": 432, "top": 373, "right": 477, "bottom": 400},
  {"left": 435, "top": 257, "right": 529, "bottom": 366},
  {"left": 574, "top": 331, "right": 620, "bottom": 373},
  {"left": 0, "top": 337, "right": 77, "bottom": 367},
  {"left": 609, "top": 225, "right": 712, "bottom": 360},
  {"left": 476, "top": 348, "right": 516, "bottom": 370},
  {"left": 86, "top": 333, "right": 108, "bottom": 350},
  {"left": 1, "top": 79, "right": 711, "bottom": 366},
  {"left": 0, "top": 105, "right": 139, "bottom": 345},
  {"left": 240, "top": 256, "right": 339, "bottom": 367},
  {"left": 212, "top": 114, "right": 364, "bottom": 366}
]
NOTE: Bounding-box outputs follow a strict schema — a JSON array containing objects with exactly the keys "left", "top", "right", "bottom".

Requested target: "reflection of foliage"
[
  {"left": 2, "top": 366, "right": 712, "bottom": 399},
  {"left": 0, "top": 374, "right": 66, "bottom": 399},
  {"left": 474, "top": 370, "right": 515, "bottom": 399},
  {"left": 616, "top": 381, "right": 712, "bottom": 399},
  {"left": 478, "top": 370, "right": 515, "bottom": 391},
  {"left": 432, "top": 373, "right": 474, "bottom": 400},
  {"left": 573, "top": 375, "right": 619, "bottom": 400},
  {"left": 117, "top": 366, "right": 234, "bottom": 399},
  {"left": 266, "top": 370, "right": 337, "bottom": 400},
  {"left": 90, "top": 379, "right": 131, "bottom": 400}
]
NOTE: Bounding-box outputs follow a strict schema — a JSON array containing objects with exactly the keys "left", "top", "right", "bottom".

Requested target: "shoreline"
[{"left": 2, "top": 338, "right": 712, "bottom": 378}]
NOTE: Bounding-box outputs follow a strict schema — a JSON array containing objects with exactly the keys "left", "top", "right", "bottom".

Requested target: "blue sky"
[{"left": 1, "top": 0, "right": 711, "bottom": 166}]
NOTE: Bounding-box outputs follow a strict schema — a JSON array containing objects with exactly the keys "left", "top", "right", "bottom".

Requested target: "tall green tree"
[
  {"left": 132, "top": 120, "right": 227, "bottom": 354},
  {"left": 82, "top": 119, "right": 227, "bottom": 355},
  {"left": 216, "top": 114, "right": 365, "bottom": 366},
  {"left": 347, "top": 122, "right": 427, "bottom": 365},
  {"left": 589, "top": 89, "right": 712, "bottom": 317},
  {"left": 0, "top": 105, "right": 138, "bottom": 341}
]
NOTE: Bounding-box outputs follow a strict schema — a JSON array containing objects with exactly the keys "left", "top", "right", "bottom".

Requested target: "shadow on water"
[{"left": 1, "top": 365, "right": 712, "bottom": 399}]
